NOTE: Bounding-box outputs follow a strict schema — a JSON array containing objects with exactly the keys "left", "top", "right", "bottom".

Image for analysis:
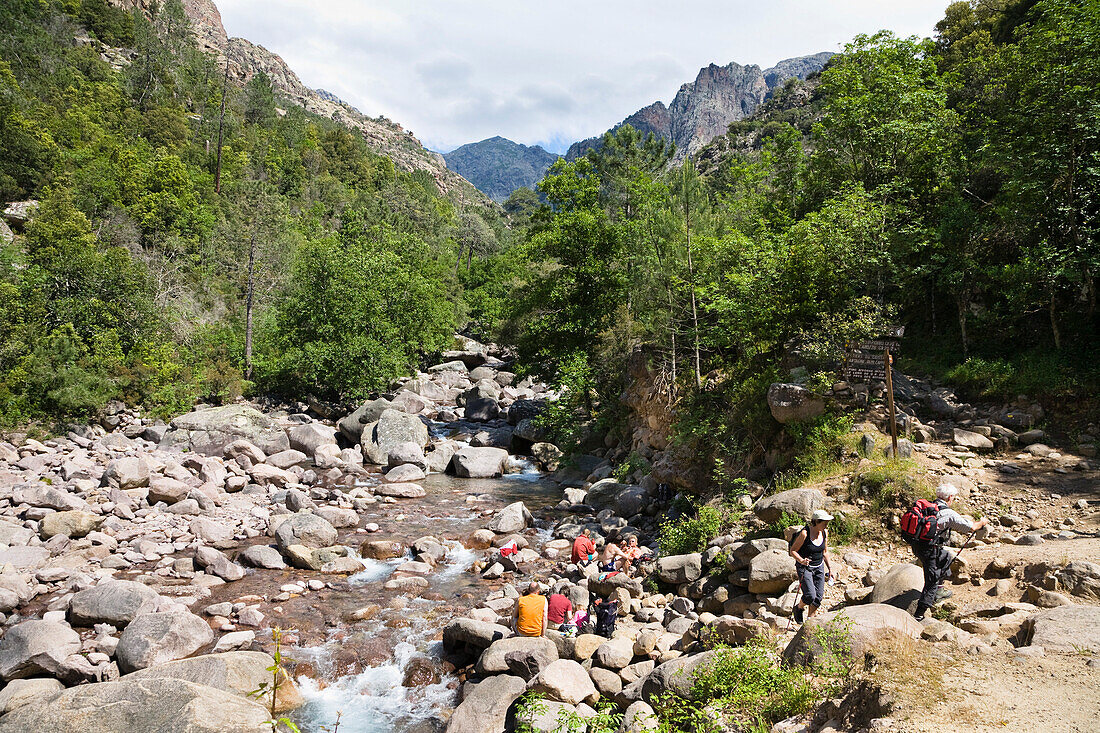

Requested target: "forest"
[{"left": 1, "top": 0, "right": 1097, "bottom": 479}]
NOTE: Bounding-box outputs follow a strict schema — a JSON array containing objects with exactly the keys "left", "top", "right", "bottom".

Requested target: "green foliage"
[
  {"left": 776, "top": 414, "right": 857, "bottom": 487},
  {"left": 767, "top": 511, "right": 805, "bottom": 538},
  {"left": 613, "top": 452, "right": 650, "bottom": 482},
  {"left": 851, "top": 458, "right": 933, "bottom": 513},
  {"left": 658, "top": 505, "right": 725, "bottom": 556}
]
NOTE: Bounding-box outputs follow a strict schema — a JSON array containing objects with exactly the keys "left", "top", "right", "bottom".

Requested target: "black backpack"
[{"left": 593, "top": 600, "right": 619, "bottom": 638}]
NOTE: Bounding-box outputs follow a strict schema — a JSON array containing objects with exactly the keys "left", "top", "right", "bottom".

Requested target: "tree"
[{"left": 244, "top": 70, "right": 276, "bottom": 127}]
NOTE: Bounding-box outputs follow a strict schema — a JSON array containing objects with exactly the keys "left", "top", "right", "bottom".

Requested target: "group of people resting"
[
  {"left": 570, "top": 528, "right": 650, "bottom": 575},
  {"left": 513, "top": 582, "right": 619, "bottom": 639}
]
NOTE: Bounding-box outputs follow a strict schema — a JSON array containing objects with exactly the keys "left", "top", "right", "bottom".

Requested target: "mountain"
[
  {"left": 566, "top": 52, "right": 834, "bottom": 162},
  {"left": 109, "top": 0, "right": 486, "bottom": 203},
  {"left": 443, "top": 137, "right": 559, "bottom": 202}
]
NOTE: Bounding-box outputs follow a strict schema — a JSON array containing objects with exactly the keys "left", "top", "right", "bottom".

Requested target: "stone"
[
  {"left": 748, "top": 549, "right": 797, "bottom": 595},
  {"left": 783, "top": 604, "right": 923, "bottom": 666},
  {"left": 572, "top": 634, "right": 605, "bottom": 661},
  {"left": 954, "top": 428, "right": 994, "bottom": 451},
  {"left": 476, "top": 636, "right": 558, "bottom": 675},
  {"left": 69, "top": 580, "right": 161, "bottom": 627},
  {"left": 238, "top": 545, "right": 286, "bottom": 569},
  {"left": 11, "top": 485, "right": 87, "bottom": 512},
  {"left": 115, "top": 611, "right": 215, "bottom": 673},
  {"left": 620, "top": 700, "right": 660, "bottom": 732},
  {"left": 147, "top": 477, "right": 191, "bottom": 505},
  {"left": 515, "top": 699, "right": 583, "bottom": 733},
  {"left": 359, "top": 540, "right": 406, "bottom": 560},
  {"left": 337, "top": 398, "right": 394, "bottom": 443},
  {"left": 0, "top": 676, "right": 269, "bottom": 733},
  {"left": 190, "top": 517, "right": 235, "bottom": 544},
  {"left": 0, "top": 546, "right": 50, "bottom": 571},
  {"left": 212, "top": 631, "right": 256, "bottom": 652},
  {"left": 274, "top": 512, "right": 338, "bottom": 551},
  {"left": 1029, "top": 605, "right": 1100, "bottom": 653},
  {"left": 529, "top": 658, "right": 599, "bottom": 705},
  {"left": 753, "top": 488, "right": 828, "bottom": 524},
  {"left": 594, "top": 636, "right": 635, "bottom": 669},
  {"left": 124, "top": 651, "right": 303, "bottom": 713},
  {"left": 452, "top": 445, "right": 509, "bottom": 478},
  {"left": 102, "top": 457, "right": 150, "bottom": 490},
  {"left": 312, "top": 506, "right": 359, "bottom": 529},
  {"left": 0, "top": 620, "right": 82, "bottom": 680},
  {"left": 287, "top": 423, "right": 337, "bottom": 456},
  {"left": 767, "top": 383, "right": 825, "bottom": 424},
  {"left": 656, "top": 553, "right": 702, "bottom": 585},
  {"left": 223, "top": 440, "right": 266, "bottom": 463},
  {"left": 588, "top": 572, "right": 644, "bottom": 599},
  {"left": 445, "top": 674, "right": 526, "bottom": 733},
  {"left": 195, "top": 546, "right": 246, "bottom": 582},
  {"left": 248, "top": 463, "right": 295, "bottom": 487},
  {"left": 463, "top": 385, "right": 500, "bottom": 422},
  {"left": 374, "top": 482, "right": 426, "bottom": 498},
  {"left": 360, "top": 409, "right": 429, "bottom": 465},
  {"left": 160, "top": 405, "right": 290, "bottom": 456},
  {"left": 589, "top": 666, "right": 623, "bottom": 696},
  {"left": 266, "top": 449, "right": 309, "bottom": 469},
  {"left": 710, "top": 616, "right": 771, "bottom": 646},
  {"left": 425, "top": 442, "right": 457, "bottom": 474},
  {"left": 384, "top": 463, "right": 426, "bottom": 483},
  {"left": 1054, "top": 561, "right": 1100, "bottom": 601},
  {"left": 869, "top": 563, "right": 925, "bottom": 615},
  {"left": 487, "top": 501, "right": 533, "bottom": 533},
  {"left": 0, "top": 677, "right": 64, "bottom": 715},
  {"left": 39, "top": 510, "right": 102, "bottom": 539},
  {"left": 639, "top": 650, "right": 722, "bottom": 702},
  {"left": 442, "top": 619, "right": 512, "bottom": 654}
]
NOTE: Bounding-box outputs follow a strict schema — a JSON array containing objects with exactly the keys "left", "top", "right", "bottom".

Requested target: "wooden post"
[{"left": 884, "top": 351, "right": 899, "bottom": 458}]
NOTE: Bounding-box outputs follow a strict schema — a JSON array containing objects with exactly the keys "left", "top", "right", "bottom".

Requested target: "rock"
[
  {"left": 463, "top": 385, "right": 500, "bottom": 422},
  {"left": 0, "top": 620, "right": 82, "bottom": 680},
  {"left": 620, "top": 700, "right": 660, "bottom": 732},
  {"left": 656, "top": 554, "right": 702, "bottom": 585},
  {"left": 223, "top": 440, "right": 266, "bottom": 463},
  {"left": 267, "top": 449, "right": 309, "bottom": 469},
  {"left": 709, "top": 616, "right": 771, "bottom": 646},
  {"left": 147, "top": 477, "right": 190, "bottom": 505},
  {"left": 0, "top": 676, "right": 269, "bottom": 733},
  {"left": 529, "top": 658, "right": 600, "bottom": 705},
  {"left": 487, "top": 501, "right": 532, "bottom": 534},
  {"left": 869, "top": 563, "right": 925, "bottom": 615},
  {"left": 190, "top": 517, "right": 235, "bottom": 545},
  {"left": 1054, "top": 561, "right": 1100, "bottom": 601},
  {"left": 442, "top": 619, "right": 512, "bottom": 653},
  {"left": 452, "top": 446, "right": 509, "bottom": 478},
  {"left": 1029, "top": 605, "right": 1100, "bottom": 653},
  {"left": 115, "top": 611, "right": 215, "bottom": 673},
  {"left": 589, "top": 665, "right": 623, "bottom": 696},
  {"left": 748, "top": 549, "right": 797, "bottom": 594},
  {"left": 385, "top": 463, "right": 426, "bottom": 483},
  {"left": 594, "top": 637, "right": 635, "bottom": 669},
  {"left": 11, "top": 485, "right": 87, "bottom": 512},
  {"left": 337, "top": 398, "right": 394, "bottom": 443},
  {"left": 125, "top": 651, "right": 303, "bottom": 713},
  {"left": 287, "top": 423, "right": 337, "bottom": 456},
  {"left": 588, "top": 572, "right": 644, "bottom": 599},
  {"left": 954, "top": 428, "right": 994, "bottom": 451},
  {"left": 69, "top": 580, "right": 161, "bottom": 627},
  {"left": 1017, "top": 429, "right": 1045, "bottom": 445},
  {"left": 102, "top": 457, "right": 150, "bottom": 490},
  {"left": 386, "top": 442, "right": 428, "bottom": 471},
  {"left": 0, "top": 677, "right": 64, "bottom": 715},
  {"left": 248, "top": 463, "right": 295, "bottom": 487},
  {"left": 312, "top": 506, "right": 359, "bottom": 529},
  {"left": 476, "top": 636, "right": 558, "bottom": 675},
  {"left": 445, "top": 674, "right": 526, "bottom": 733},
  {"left": 274, "top": 513, "right": 338, "bottom": 551},
  {"left": 361, "top": 409, "right": 429, "bottom": 465},
  {"left": 360, "top": 540, "right": 406, "bottom": 560},
  {"left": 39, "top": 510, "right": 102, "bottom": 539},
  {"left": 532, "top": 442, "right": 563, "bottom": 471},
  {"left": 515, "top": 699, "right": 583, "bottom": 733},
  {"left": 195, "top": 546, "right": 246, "bottom": 582},
  {"left": 639, "top": 650, "right": 722, "bottom": 702},
  {"left": 767, "top": 383, "right": 825, "bottom": 424},
  {"left": 425, "top": 442, "right": 457, "bottom": 474},
  {"left": 374, "top": 482, "right": 426, "bottom": 499},
  {"left": 238, "top": 545, "right": 286, "bottom": 569},
  {"left": 783, "top": 604, "right": 923, "bottom": 666},
  {"left": 160, "top": 405, "right": 290, "bottom": 456},
  {"left": 753, "top": 488, "right": 827, "bottom": 524}
]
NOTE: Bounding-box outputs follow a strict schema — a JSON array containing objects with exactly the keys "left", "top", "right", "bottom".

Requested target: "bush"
[
  {"left": 658, "top": 505, "right": 725, "bottom": 556},
  {"left": 851, "top": 458, "right": 932, "bottom": 513}
]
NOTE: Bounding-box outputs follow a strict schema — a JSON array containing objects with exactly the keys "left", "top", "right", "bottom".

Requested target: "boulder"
[
  {"left": 953, "top": 428, "right": 994, "bottom": 451},
  {"left": 442, "top": 619, "right": 512, "bottom": 654},
  {"left": 266, "top": 449, "right": 309, "bottom": 469},
  {"left": 425, "top": 442, "right": 457, "bottom": 474},
  {"left": 385, "top": 463, "right": 426, "bottom": 483},
  {"left": 529, "top": 658, "right": 599, "bottom": 705},
  {"left": 312, "top": 506, "right": 359, "bottom": 529},
  {"left": 287, "top": 423, "right": 337, "bottom": 456},
  {"left": 102, "top": 457, "right": 150, "bottom": 490},
  {"left": 452, "top": 446, "right": 509, "bottom": 478},
  {"left": 337, "top": 398, "right": 393, "bottom": 443},
  {"left": 69, "top": 580, "right": 161, "bottom": 627},
  {"left": 0, "top": 676, "right": 269, "bottom": 733},
  {"left": 463, "top": 385, "right": 500, "bottom": 422},
  {"left": 147, "top": 477, "right": 190, "bottom": 505},
  {"left": 360, "top": 409, "right": 429, "bottom": 465},
  {"left": 0, "top": 620, "right": 81, "bottom": 680},
  {"left": 12, "top": 485, "right": 87, "bottom": 512},
  {"left": 747, "top": 549, "right": 797, "bottom": 595},
  {"left": 0, "top": 677, "right": 64, "bottom": 715},
  {"left": 39, "top": 510, "right": 102, "bottom": 539},
  {"left": 709, "top": 616, "right": 771, "bottom": 646},
  {"left": 656, "top": 554, "right": 702, "bottom": 585},
  {"left": 359, "top": 540, "right": 406, "bottom": 560},
  {"left": 753, "top": 488, "right": 827, "bottom": 524},
  {"left": 515, "top": 699, "right": 584, "bottom": 733},
  {"left": 445, "top": 674, "right": 526, "bottom": 733},
  {"left": 374, "top": 482, "right": 426, "bottom": 499},
  {"left": 869, "top": 563, "right": 925, "bottom": 615},
  {"left": 1029, "top": 605, "right": 1100, "bottom": 653},
  {"left": 1053, "top": 561, "right": 1100, "bottom": 601},
  {"left": 487, "top": 501, "right": 532, "bottom": 534},
  {"left": 238, "top": 545, "right": 286, "bottom": 570},
  {"left": 767, "top": 383, "right": 825, "bottom": 424},
  {"left": 124, "top": 651, "right": 303, "bottom": 713},
  {"left": 116, "top": 611, "right": 215, "bottom": 673},
  {"left": 639, "top": 650, "right": 722, "bottom": 702},
  {"left": 274, "top": 513, "right": 338, "bottom": 551},
  {"left": 476, "top": 636, "right": 558, "bottom": 675},
  {"left": 190, "top": 517, "right": 235, "bottom": 544},
  {"left": 620, "top": 700, "right": 660, "bottom": 732},
  {"left": 386, "top": 444, "right": 428, "bottom": 471},
  {"left": 194, "top": 546, "right": 246, "bottom": 582},
  {"left": 783, "top": 604, "right": 922, "bottom": 666},
  {"left": 593, "top": 636, "right": 635, "bottom": 669},
  {"left": 223, "top": 440, "right": 266, "bottom": 463},
  {"left": 160, "top": 405, "right": 289, "bottom": 456},
  {"left": 588, "top": 572, "right": 644, "bottom": 599}
]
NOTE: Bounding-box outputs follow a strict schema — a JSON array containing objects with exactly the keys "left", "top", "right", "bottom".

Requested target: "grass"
[{"left": 849, "top": 458, "right": 933, "bottom": 513}]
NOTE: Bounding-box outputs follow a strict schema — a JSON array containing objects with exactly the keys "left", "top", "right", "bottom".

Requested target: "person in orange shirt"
[
  {"left": 571, "top": 529, "right": 596, "bottom": 564},
  {"left": 513, "top": 582, "right": 547, "bottom": 637}
]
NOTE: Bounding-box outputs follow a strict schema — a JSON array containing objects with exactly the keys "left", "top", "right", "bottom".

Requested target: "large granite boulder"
[
  {"left": 442, "top": 619, "right": 511, "bottom": 654},
  {"left": 747, "top": 549, "right": 797, "bottom": 595},
  {"left": 869, "top": 563, "right": 925, "bottom": 614},
  {"left": 1029, "top": 605, "right": 1100, "bottom": 653},
  {"left": 486, "top": 501, "right": 532, "bottom": 534},
  {"left": 639, "top": 649, "right": 722, "bottom": 702},
  {"left": 528, "top": 658, "right": 599, "bottom": 705},
  {"left": 360, "top": 409, "right": 429, "bottom": 465},
  {"left": 39, "top": 510, "right": 101, "bottom": 539},
  {"left": 445, "top": 674, "right": 526, "bottom": 733},
  {"left": 337, "top": 398, "right": 393, "bottom": 443},
  {"left": 0, "top": 676, "right": 269, "bottom": 733},
  {"left": 656, "top": 554, "right": 702, "bottom": 585},
  {"left": 160, "top": 405, "right": 289, "bottom": 456},
  {"left": 69, "top": 580, "right": 161, "bottom": 627},
  {"left": 124, "top": 651, "right": 303, "bottom": 713},
  {"left": 0, "top": 620, "right": 81, "bottom": 680},
  {"left": 451, "top": 446, "right": 508, "bottom": 478},
  {"left": 274, "top": 513, "right": 338, "bottom": 551},
  {"left": 476, "top": 636, "right": 558, "bottom": 675},
  {"left": 783, "top": 604, "right": 922, "bottom": 666},
  {"left": 752, "top": 488, "right": 827, "bottom": 524},
  {"left": 102, "top": 457, "right": 150, "bottom": 490},
  {"left": 287, "top": 423, "right": 337, "bottom": 456},
  {"left": 767, "top": 383, "right": 824, "bottom": 424},
  {"left": 116, "top": 611, "right": 214, "bottom": 673}
]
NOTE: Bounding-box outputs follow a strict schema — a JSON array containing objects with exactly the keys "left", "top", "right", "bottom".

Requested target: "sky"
[{"left": 216, "top": 1, "right": 951, "bottom": 155}]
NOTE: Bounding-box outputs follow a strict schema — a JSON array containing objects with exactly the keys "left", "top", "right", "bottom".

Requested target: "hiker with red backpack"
[
  {"left": 788, "top": 509, "right": 835, "bottom": 624},
  {"left": 902, "top": 483, "right": 989, "bottom": 621}
]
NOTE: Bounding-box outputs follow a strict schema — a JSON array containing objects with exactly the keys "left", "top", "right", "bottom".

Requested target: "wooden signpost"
[{"left": 843, "top": 328, "right": 904, "bottom": 458}]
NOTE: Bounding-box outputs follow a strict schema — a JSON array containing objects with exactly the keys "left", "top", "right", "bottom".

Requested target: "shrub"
[
  {"left": 658, "top": 505, "right": 725, "bottom": 556},
  {"left": 851, "top": 458, "right": 932, "bottom": 513},
  {"left": 613, "top": 451, "right": 650, "bottom": 482}
]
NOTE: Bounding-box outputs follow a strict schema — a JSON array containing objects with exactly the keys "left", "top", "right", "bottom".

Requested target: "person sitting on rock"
[
  {"left": 599, "top": 540, "right": 630, "bottom": 573},
  {"left": 621, "top": 534, "right": 646, "bottom": 576},
  {"left": 909, "top": 483, "right": 989, "bottom": 621},
  {"left": 514, "top": 582, "right": 548, "bottom": 637},
  {"left": 789, "top": 509, "right": 834, "bottom": 624},
  {"left": 571, "top": 528, "right": 597, "bottom": 565},
  {"left": 546, "top": 591, "right": 573, "bottom": 632}
]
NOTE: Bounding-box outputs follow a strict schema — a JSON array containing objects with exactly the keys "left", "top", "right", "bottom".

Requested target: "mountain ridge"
[{"left": 442, "top": 137, "right": 558, "bottom": 202}]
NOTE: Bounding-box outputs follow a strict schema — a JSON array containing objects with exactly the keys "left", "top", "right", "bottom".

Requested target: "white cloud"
[{"left": 215, "top": 0, "right": 951, "bottom": 153}]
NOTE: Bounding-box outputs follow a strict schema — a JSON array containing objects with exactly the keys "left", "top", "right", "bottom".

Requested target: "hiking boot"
[
  {"left": 935, "top": 588, "right": 954, "bottom": 602},
  {"left": 792, "top": 605, "right": 804, "bottom": 624}
]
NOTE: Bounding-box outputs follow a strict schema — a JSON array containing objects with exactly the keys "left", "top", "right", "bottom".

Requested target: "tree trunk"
[
  {"left": 214, "top": 54, "right": 230, "bottom": 195},
  {"left": 684, "top": 164, "right": 702, "bottom": 390},
  {"left": 244, "top": 234, "right": 256, "bottom": 380},
  {"left": 1049, "top": 294, "right": 1061, "bottom": 350},
  {"left": 956, "top": 293, "right": 969, "bottom": 358}
]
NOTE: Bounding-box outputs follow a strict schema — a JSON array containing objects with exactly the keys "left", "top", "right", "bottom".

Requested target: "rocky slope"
[
  {"left": 108, "top": 0, "right": 487, "bottom": 203},
  {"left": 566, "top": 52, "right": 833, "bottom": 162},
  {"left": 443, "top": 137, "right": 559, "bottom": 202}
]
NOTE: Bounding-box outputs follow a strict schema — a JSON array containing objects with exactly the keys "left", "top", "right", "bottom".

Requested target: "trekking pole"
[{"left": 951, "top": 527, "right": 979, "bottom": 566}]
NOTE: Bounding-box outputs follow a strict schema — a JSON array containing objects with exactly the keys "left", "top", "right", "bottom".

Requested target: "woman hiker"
[{"left": 788, "top": 509, "right": 834, "bottom": 624}]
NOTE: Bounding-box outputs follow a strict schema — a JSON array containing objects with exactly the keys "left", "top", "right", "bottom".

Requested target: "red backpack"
[{"left": 900, "top": 499, "right": 941, "bottom": 543}]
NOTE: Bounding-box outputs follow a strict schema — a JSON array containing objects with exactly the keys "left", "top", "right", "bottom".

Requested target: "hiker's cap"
[
  {"left": 811, "top": 509, "right": 834, "bottom": 522},
  {"left": 936, "top": 483, "right": 959, "bottom": 500}
]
